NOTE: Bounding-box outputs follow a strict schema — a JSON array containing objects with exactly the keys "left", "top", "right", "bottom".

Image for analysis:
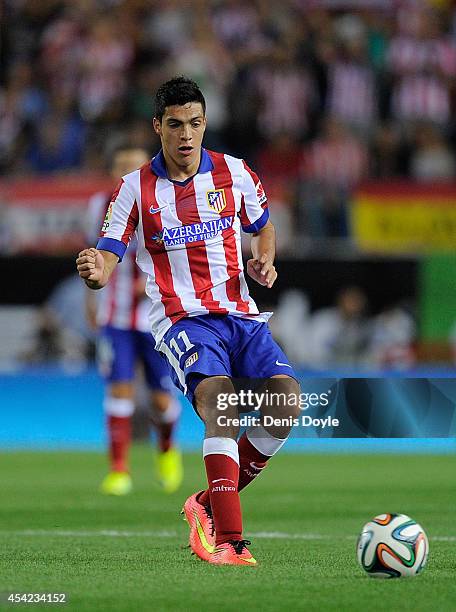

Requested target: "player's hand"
[
  {"left": 76, "top": 248, "right": 105, "bottom": 286},
  {"left": 247, "top": 254, "right": 277, "bottom": 288}
]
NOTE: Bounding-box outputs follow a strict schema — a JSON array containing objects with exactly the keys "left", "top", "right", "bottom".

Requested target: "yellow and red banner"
[{"left": 352, "top": 182, "right": 456, "bottom": 253}]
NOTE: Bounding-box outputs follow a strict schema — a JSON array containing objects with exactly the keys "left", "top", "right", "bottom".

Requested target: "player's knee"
[
  {"left": 109, "top": 382, "right": 135, "bottom": 399},
  {"left": 268, "top": 375, "right": 301, "bottom": 419},
  {"left": 194, "top": 376, "right": 239, "bottom": 439}
]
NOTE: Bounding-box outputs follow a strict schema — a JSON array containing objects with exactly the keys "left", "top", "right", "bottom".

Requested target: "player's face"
[
  {"left": 111, "top": 149, "right": 149, "bottom": 180},
  {"left": 153, "top": 102, "right": 206, "bottom": 176}
]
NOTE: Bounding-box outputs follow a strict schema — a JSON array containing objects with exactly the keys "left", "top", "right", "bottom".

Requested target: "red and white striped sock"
[
  {"left": 198, "top": 426, "right": 288, "bottom": 504},
  {"left": 237, "top": 425, "right": 288, "bottom": 490},
  {"left": 107, "top": 416, "right": 131, "bottom": 472},
  {"left": 237, "top": 431, "right": 269, "bottom": 492},
  {"left": 153, "top": 397, "right": 181, "bottom": 453},
  {"left": 104, "top": 397, "right": 135, "bottom": 473},
  {"left": 203, "top": 437, "right": 242, "bottom": 545}
]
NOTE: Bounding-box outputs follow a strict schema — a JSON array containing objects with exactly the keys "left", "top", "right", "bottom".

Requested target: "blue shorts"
[
  {"left": 98, "top": 326, "right": 173, "bottom": 392},
  {"left": 159, "top": 314, "right": 297, "bottom": 405}
]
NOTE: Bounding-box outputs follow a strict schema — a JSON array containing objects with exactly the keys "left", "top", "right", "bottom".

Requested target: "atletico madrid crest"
[{"left": 206, "top": 189, "right": 226, "bottom": 213}]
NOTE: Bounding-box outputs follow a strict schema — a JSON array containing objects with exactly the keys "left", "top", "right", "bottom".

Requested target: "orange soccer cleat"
[
  {"left": 181, "top": 491, "right": 215, "bottom": 561},
  {"left": 209, "top": 539, "right": 257, "bottom": 566}
]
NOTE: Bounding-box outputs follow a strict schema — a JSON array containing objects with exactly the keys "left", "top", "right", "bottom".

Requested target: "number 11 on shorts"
[{"left": 169, "top": 330, "right": 195, "bottom": 358}]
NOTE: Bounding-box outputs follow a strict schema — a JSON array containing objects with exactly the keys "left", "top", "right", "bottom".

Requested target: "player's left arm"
[
  {"left": 248, "top": 220, "right": 277, "bottom": 289},
  {"left": 240, "top": 161, "right": 277, "bottom": 289}
]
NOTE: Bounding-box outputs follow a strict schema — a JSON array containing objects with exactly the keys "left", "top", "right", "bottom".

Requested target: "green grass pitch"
[{"left": 0, "top": 448, "right": 454, "bottom": 611}]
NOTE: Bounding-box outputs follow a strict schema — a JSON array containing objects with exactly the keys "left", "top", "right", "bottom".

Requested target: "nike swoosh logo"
[
  {"left": 212, "top": 478, "right": 235, "bottom": 484},
  {"left": 194, "top": 513, "right": 215, "bottom": 553},
  {"left": 249, "top": 462, "right": 264, "bottom": 471},
  {"left": 275, "top": 360, "right": 292, "bottom": 368},
  {"left": 149, "top": 204, "right": 170, "bottom": 214}
]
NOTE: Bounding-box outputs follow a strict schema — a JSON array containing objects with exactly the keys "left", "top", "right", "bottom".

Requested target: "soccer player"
[
  {"left": 86, "top": 144, "right": 183, "bottom": 496},
  {"left": 76, "top": 77, "right": 300, "bottom": 565}
]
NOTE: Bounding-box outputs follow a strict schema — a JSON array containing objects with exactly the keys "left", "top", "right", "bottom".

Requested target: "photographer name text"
[{"left": 216, "top": 415, "right": 339, "bottom": 428}]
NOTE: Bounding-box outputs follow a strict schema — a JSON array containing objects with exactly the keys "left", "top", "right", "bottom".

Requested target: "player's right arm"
[
  {"left": 77, "top": 248, "right": 119, "bottom": 290},
  {"left": 77, "top": 178, "right": 139, "bottom": 290}
]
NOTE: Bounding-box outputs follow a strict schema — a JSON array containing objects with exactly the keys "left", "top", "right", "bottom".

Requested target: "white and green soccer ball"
[{"left": 357, "top": 513, "right": 429, "bottom": 578}]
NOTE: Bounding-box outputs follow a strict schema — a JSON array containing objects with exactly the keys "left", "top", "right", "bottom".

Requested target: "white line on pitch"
[
  {"left": 252, "top": 532, "right": 455, "bottom": 542},
  {"left": 1, "top": 529, "right": 177, "bottom": 538},
  {"left": 249, "top": 532, "right": 332, "bottom": 540},
  {"left": 1, "top": 530, "right": 455, "bottom": 542}
]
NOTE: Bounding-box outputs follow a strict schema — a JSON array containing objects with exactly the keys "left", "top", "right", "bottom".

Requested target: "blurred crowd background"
[
  {"left": 1, "top": 0, "right": 456, "bottom": 373},
  {"left": 3, "top": 0, "right": 456, "bottom": 236}
]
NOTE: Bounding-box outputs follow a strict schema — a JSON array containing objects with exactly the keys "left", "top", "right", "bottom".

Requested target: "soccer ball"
[{"left": 356, "top": 513, "right": 429, "bottom": 578}]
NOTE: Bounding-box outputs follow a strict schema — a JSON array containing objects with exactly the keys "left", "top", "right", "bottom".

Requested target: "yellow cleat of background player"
[
  {"left": 100, "top": 471, "right": 133, "bottom": 496},
  {"left": 156, "top": 448, "right": 183, "bottom": 493}
]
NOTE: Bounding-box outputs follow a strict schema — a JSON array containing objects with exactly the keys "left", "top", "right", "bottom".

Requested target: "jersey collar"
[{"left": 150, "top": 148, "right": 214, "bottom": 182}]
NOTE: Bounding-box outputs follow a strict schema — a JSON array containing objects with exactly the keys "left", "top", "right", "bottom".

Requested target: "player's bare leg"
[
  {"left": 257, "top": 375, "right": 301, "bottom": 436},
  {"left": 100, "top": 381, "right": 134, "bottom": 496},
  {"left": 151, "top": 390, "right": 183, "bottom": 493}
]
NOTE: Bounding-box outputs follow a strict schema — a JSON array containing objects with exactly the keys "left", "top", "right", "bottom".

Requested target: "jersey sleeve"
[
  {"left": 239, "top": 161, "right": 269, "bottom": 233},
  {"left": 86, "top": 192, "right": 108, "bottom": 245},
  {"left": 96, "top": 179, "right": 139, "bottom": 262}
]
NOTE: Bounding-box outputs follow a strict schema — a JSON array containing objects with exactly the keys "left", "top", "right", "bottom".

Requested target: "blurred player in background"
[
  {"left": 86, "top": 144, "right": 183, "bottom": 495},
  {"left": 308, "top": 286, "right": 370, "bottom": 369},
  {"left": 77, "top": 77, "right": 300, "bottom": 566}
]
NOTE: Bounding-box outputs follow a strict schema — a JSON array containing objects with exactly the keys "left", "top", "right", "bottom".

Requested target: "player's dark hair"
[{"left": 154, "top": 76, "right": 206, "bottom": 120}]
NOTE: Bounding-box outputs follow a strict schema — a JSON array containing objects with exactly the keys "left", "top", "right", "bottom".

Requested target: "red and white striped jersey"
[
  {"left": 87, "top": 192, "right": 150, "bottom": 332},
  {"left": 391, "top": 75, "right": 450, "bottom": 125},
  {"left": 252, "top": 66, "right": 315, "bottom": 137},
  {"left": 97, "top": 148, "right": 271, "bottom": 345},
  {"left": 303, "top": 137, "right": 368, "bottom": 188},
  {"left": 327, "top": 61, "right": 375, "bottom": 128},
  {"left": 387, "top": 34, "right": 456, "bottom": 125}
]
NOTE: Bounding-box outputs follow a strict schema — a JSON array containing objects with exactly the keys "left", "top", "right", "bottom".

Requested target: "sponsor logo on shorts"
[
  {"left": 185, "top": 352, "right": 199, "bottom": 368},
  {"left": 275, "top": 360, "right": 292, "bottom": 368}
]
